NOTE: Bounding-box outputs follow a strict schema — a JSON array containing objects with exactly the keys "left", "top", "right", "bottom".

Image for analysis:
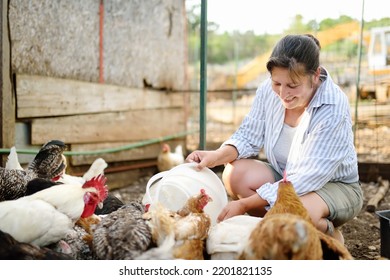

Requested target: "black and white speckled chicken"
[
  {"left": 47, "top": 215, "right": 102, "bottom": 260},
  {"left": 92, "top": 201, "right": 152, "bottom": 260},
  {"left": 0, "top": 229, "right": 73, "bottom": 260},
  {"left": 0, "top": 140, "right": 67, "bottom": 201}
]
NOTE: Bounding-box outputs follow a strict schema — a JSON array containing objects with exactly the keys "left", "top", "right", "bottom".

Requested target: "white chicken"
[
  {"left": 56, "top": 157, "right": 108, "bottom": 185},
  {"left": 157, "top": 143, "right": 185, "bottom": 172},
  {"left": 0, "top": 175, "right": 108, "bottom": 247},
  {"left": 206, "top": 215, "right": 262, "bottom": 260}
]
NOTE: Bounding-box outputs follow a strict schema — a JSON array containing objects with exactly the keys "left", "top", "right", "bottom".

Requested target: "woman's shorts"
[
  {"left": 264, "top": 162, "right": 364, "bottom": 227},
  {"left": 315, "top": 181, "right": 363, "bottom": 227}
]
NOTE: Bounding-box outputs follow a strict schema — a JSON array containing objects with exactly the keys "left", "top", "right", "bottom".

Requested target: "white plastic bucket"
[{"left": 142, "top": 163, "right": 228, "bottom": 225}]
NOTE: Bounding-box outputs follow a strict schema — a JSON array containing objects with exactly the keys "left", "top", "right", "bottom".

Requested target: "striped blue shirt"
[{"left": 222, "top": 68, "right": 359, "bottom": 207}]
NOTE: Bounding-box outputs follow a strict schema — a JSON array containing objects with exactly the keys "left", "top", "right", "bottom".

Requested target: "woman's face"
[{"left": 271, "top": 67, "right": 318, "bottom": 111}]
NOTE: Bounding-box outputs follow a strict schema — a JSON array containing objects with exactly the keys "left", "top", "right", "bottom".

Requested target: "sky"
[{"left": 187, "top": 0, "right": 389, "bottom": 35}]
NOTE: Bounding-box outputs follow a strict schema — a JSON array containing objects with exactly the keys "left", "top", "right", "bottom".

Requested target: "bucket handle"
[{"left": 145, "top": 170, "right": 170, "bottom": 205}]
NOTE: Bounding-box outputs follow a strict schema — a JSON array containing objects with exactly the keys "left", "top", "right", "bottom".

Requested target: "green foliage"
[
  {"left": 318, "top": 15, "right": 355, "bottom": 30},
  {"left": 364, "top": 18, "right": 390, "bottom": 30}
]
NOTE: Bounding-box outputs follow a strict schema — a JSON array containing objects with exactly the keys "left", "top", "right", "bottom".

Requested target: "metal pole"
[
  {"left": 199, "top": 0, "right": 207, "bottom": 150},
  {"left": 354, "top": 0, "right": 365, "bottom": 144}
]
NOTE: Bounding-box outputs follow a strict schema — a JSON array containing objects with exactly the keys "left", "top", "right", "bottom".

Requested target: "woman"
[{"left": 186, "top": 34, "right": 363, "bottom": 243}]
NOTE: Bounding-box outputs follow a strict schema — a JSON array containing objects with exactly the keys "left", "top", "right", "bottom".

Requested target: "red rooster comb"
[
  {"left": 82, "top": 174, "right": 108, "bottom": 202},
  {"left": 198, "top": 188, "right": 212, "bottom": 210},
  {"left": 283, "top": 170, "right": 287, "bottom": 183}
]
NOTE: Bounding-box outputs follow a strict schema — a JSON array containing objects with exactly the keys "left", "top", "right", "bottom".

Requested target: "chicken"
[
  {"left": 24, "top": 178, "right": 63, "bottom": 196},
  {"left": 264, "top": 170, "right": 312, "bottom": 223},
  {"left": 92, "top": 201, "right": 152, "bottom": 260},
  {"left": 206, "top": 215, "right": 262, "bottom": 260},
  {"left": 48, "top": 215, "right": 102, "bottom": 260},
  {"left": 0, "top": 140, "right": 67, "bottom": 201},
  {"left": 157, "top": 143, "right": 185, "bottom": 172},
  {"left": 144, "top": 188, "right": 212, "bottom": 260},
  {"left": 239, "top": 171, "right": 353, "bottom": 260},
  {"left": 0, "top": 174, "right": 108, "bottom": 247},
  {"left": 29, "top": 157, "right": 119, "bottom": 215},
  {"left": 5, "top": 146, "right": 23, "bottom": 170},
  {"left": 0, "top": 229, "right": 73, "bottom": 260},
  {"left": 94, "top": 193, "right": 124, "bottom": 215},
  {"left": 56, "top": 157, "right": 108, "bottom": 185}
]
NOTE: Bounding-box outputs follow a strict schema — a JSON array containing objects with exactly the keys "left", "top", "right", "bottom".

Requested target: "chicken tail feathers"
[
  {"left": 135, "top": 232, "right": 175, "bottom": 260},
  {"left": 6, "top": 147, "right": 23, "bottom": 170}
]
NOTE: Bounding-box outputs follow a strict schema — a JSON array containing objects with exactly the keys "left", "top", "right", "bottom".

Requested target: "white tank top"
[{"left": 273, "top": 123, "right": 298, "bottom": 171}]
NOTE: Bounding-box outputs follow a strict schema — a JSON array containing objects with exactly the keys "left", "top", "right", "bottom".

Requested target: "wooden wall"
[{"left": 2, "top": 0, "right": 190, "bottom": 187}]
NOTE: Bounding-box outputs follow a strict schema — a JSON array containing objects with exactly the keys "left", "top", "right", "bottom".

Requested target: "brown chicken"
[
  {"left": 143, "top": 188, "right": 212, "bottom": 259},
  {"left": 264, "top": 171, "right": 312, "bottom": 223},
  {"left": 239, "top": 172, "right": 353, "bottom": 260}
]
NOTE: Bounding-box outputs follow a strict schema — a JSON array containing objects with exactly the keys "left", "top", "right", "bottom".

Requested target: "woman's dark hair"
[{"left": 266, "top": 34, "right": 321, "bottom": 82}]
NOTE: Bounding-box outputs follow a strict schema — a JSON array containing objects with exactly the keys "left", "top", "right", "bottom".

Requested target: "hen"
[
  {"left": 94, "top": 193, "right": 124, "bottom": 215},
  {"left": 144, "top": 188, "right": 212, "bottom": 260},
  {"left": 157, "top": 143, "right": 184, "bottom": 172},
  {"left": 24, "top": 178, "right": 63, "bottom": 196},
  {"left": 92, "top": 201, "right": 152, "bottom": 260},
  {"left": 239, "top": 171, "right": 353, "bottom": 260},
  {"left": 0, "top": 140, "right": 67, "bottom": 201},
  {"left": 47, "top": 215, "right": 102, "bottom": 260},
  {"left": 0, "top": 229, "right": 73, "bottom": 260},
  {"left": 0, "top": 174, "right": 108, "bottom": 247}
]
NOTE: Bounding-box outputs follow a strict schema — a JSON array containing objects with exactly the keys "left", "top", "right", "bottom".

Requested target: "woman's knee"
[
  {"left": 300, "top": 192, "right": 330, "bottom": 231},
  {"left": 222, "top": 159, "right": 275, "bottom": 199}
]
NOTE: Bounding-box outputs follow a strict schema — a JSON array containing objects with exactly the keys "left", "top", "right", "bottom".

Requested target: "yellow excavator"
[
  {"left": 221, "top": 21, "right": 390, "bottom": 102},
  {"left": 229, "top": 21, "right": 361, "bottom": 90}
]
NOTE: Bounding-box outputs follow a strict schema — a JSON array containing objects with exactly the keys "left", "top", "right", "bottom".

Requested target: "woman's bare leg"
[{"left": 300, "top": 192, "right": 344, "bottom": 244}]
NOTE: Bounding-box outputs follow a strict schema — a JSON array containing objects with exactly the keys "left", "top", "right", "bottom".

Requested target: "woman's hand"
[
  {"left": 217, "top": 200, "right": 248, "bottom": 222},
  {"left": 186, "top": 150, "right": 220, "bottom": 170},
  {"left": 186, "top": 145, "right": 239, "bottom": 170}
]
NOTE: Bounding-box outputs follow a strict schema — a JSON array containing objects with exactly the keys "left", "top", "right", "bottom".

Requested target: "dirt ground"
[
  {"left": 110, "top": 168, "right": 390, "bottom": 261},
  {"left": 341, "top": 180, "right": 389, "bottom": 260}
]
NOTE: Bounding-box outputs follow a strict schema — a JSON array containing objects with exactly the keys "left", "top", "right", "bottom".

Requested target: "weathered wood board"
[
  {"left": 16, "top": 74, "right": 185, "bottom": 118},
  {"left": 69, "top": 139, "right": 185, "bottom": 166},
  {"left": 31, "top": 108, "right": 186, "bottom": 145}
]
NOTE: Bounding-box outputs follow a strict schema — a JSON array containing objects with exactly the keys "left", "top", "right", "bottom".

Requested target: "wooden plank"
[
  {"left": 366, "top": 177, "right": 390, "bottom": 212},
  {"left": 0, "top": 1, "right": 15, "bottom": 165},
  {"left": 16, "top": 74, "right": 185, "bottom": 118},
  {"left": 69, "top": 139, "right": 186, "bottom": 166},
  {"left": 31, "top": 108, "right": 186, "bottom": 145}
]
